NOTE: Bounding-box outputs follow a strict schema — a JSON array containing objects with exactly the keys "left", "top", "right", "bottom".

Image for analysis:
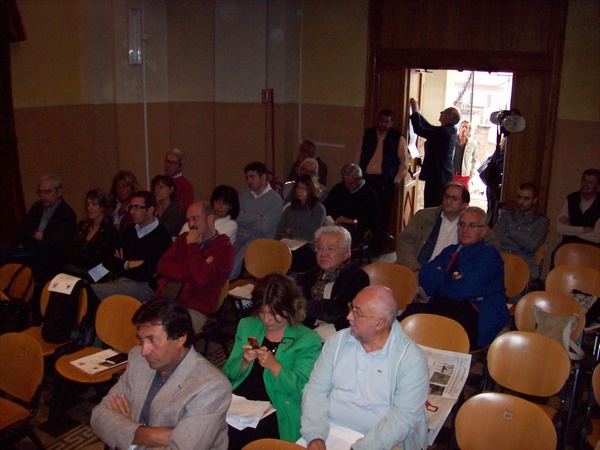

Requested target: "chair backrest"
[
  {"left": 401, "top": 313, "right": 470, "bottom": 353},
  {"left": 514, "top": 290, "right": 586, "bottom": 340},
  {"left": 242, "top": 438, "right": 306, "bottom": 450},
  {"left": 455, "top": 392, "right": 557, "bottom": 450},
  {"left": 0, "top": 332, "right": 44, "bottom": 403},
  {"left": 244, "top": 239, "right": 292, "bottom": 279},
  {"left": 487, "top": 331, "right": 570, "bottom": 397},
  {"left": 40, "top": 280, "right": 89, "bottom": 330},
  {"left": 0, "top": 263, "right": 34, "bottom": 302},
  {"left": 593, "top": 364, "right": 600, "bottom": 406},
  {"left": 96, "top": 295, "right": 142, "bottom": 353},
  {"left": 501, "top": 252, "right": 530, "bottom": 298},
  {"left": 212, "top": 280, "right": 230, "bottom": 314},
  {"left": 545, "top": 264, "right": 600, "bottom": 297},
  {"left": 554, "top": 243, "right": 600, "bottom": 271},
  {"left": 363, "top": 262, "right": 418, "bottom": 310}
]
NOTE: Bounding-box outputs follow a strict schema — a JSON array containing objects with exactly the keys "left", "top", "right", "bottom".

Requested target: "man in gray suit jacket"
[{"left": 91, "top": 299, "right": 232, "bottom": 449}]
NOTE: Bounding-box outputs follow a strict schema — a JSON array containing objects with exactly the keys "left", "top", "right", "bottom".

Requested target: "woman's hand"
[
  {"left": 255, "top": 347, "right": 283, "bottom": 378},
  {"left": 241, "top": 344, "right": 258, "bottom": 372}
]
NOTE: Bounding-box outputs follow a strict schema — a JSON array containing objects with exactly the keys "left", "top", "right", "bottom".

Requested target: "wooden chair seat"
[
  {"left": 555, "top": 243, "right": 600, "bottom": 272},
  {"left": 0, "top": 397, "right": 30, "bottom": 429},
  {"left": 20, "top": 326, "right": 76, "bottom": 357},
  {"left": 501, "top": 252, "right": 531, "bottom": 299},
  {"left": 545, "top": 264, "right": 600, "bottom": 298},
  {"left": 54, "top": 346, "right": 126, "bottom": 384},
  {"left": 242, "top": 438, "right": 306, "bottom": 449}
]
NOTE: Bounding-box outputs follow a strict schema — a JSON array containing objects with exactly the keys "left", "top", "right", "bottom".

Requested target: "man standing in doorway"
[{"left": 409, "top": 98, "right": 461, "bottom": 208}]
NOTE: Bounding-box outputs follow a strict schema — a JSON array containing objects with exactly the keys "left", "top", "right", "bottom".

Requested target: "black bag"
[
  {"left": 0, "top": 298, "right": 30, "bottom": 334},
  {"left": 41, "top": 280, "right": 86, "bottom": 343}
]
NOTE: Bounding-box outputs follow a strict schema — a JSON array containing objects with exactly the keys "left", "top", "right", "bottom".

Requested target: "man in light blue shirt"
[{"left": 301, "top": 286, "right": 429, "bottom": 450}]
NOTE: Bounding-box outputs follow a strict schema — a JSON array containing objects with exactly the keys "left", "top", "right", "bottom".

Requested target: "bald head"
[{"left": 358, "top": 286, "right": 398, "bottom": 327}]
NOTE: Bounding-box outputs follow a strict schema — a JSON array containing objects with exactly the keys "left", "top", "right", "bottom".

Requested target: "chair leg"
[{"left": 26, "top": 427, "right": 45, "bottom": 450}]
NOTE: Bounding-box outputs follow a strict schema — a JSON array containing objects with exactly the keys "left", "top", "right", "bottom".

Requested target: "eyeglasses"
[
  {"left": 347, "top": 303, "right": 383, "bottom": 321},
  {"left": 130, "top": 204, "right": 149, "bottom": 211},
  {"left": 36, "top": 189, "right": 55, "bottom": 196},
  {"left": 443, "top": 194, "right": 461, "bottom": 202},
  {"left": 164, "top": 159, "right": 181, "bottom": 166},
  {"left": 315, "top": 244, "right": 345, "bottom": 253},
  {"left": 458, "top": 222, "right": 486, "bottom": 230}
]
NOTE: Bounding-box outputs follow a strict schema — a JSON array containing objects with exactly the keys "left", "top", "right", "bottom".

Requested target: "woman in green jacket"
[{"left": 223, "top": 273, "right": 322, "bottom": 448}]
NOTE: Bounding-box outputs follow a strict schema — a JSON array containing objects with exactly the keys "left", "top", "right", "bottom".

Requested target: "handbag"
[{"left": 533, "top": 305, "right": 584, "bottom": 360}]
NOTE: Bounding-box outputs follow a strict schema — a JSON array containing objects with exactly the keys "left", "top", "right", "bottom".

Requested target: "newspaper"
[
  {"left": 226, "top": 394, "right": 275, "bottom": 430},
  {"left": 228, "top": 284, "right": 254, "bottom": 300},
  {"left": 420, "top": 344, "right": 471, "bottom": 445},
  {"left": 296, "top": 422, "right": 364, "bottom": 449}
]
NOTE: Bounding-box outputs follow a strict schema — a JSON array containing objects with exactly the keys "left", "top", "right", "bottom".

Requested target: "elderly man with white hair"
[{"left": 164, "top": 148, "right": 194, "bottom": 211}]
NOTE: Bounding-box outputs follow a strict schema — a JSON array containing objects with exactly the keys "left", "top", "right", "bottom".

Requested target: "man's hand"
[
  {"left": 307, "top": 438, "right": 326, "bottom": 450},
  {"left": 107, "top": 393, "right": 132, "bottom": 419},
  {"left": 334, "top": 215, "right": 356, "bottom": 226},
  {"left": 410, "top": 98, "right": 420, "bottom": 114},
  {"left": 34, "top": 230, "right": 43, "bottom": 241},
  {"left": 205, "top": 255, "right": 214, "bottom": 264},
  {"left": 186, "top": 228, "right": 203, "bottom": 245},
  {"left": 558, "top": 216, "right": 570, "bottom": 225},
  {"left": 114, "top": 248, "right": 125, "bottom": 260},
  {"left": 127, "top": 260, "right": 144, "bottom": 270},
  {"left": 133, "top": 425, "right": 173, "bottom": 447},
  {"left": 395, "top": 164, "right": 408, "bottom": 182}
]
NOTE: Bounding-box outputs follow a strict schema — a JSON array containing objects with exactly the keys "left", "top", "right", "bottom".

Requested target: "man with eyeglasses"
[
  {"left": 92, "top": 191, "right": 172, "bottom": 303},
  {"left": 16, "top": 173, "right": 76, "bottom": 321},
  {"left": 399, "top": 207, "right": 508, "bottom": 349},
  {"left": 301, "top": 286, "right": 429, "bottom": 450},
  {"left": 298, "top": 225, "right": 369, "bottom": 342},
  {"left": 396, "top": 182, "right": 498, "bottom": 274},
  {"left": 164, "top": 148, "right": 194, "bottom": 211}
]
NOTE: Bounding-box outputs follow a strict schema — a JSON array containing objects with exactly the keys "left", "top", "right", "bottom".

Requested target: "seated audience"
[
  {"left": 323, "top": 163, "right": 383, "bottom": 247},
  {"left": 110, "top": 170, "right": 140, "bottom": 233},
  {"left": 164, "top": 148, "right": 194, "bottom": 211},
  {"left": 91, "top": 298, "right": 232, "bottom": 449},
  {"left": 399, "top": 207, "right": 508, "bottom": 349},
  {"left": 155, "top": 201, "right": 234, "bottom": 331},
  {"left": 61, "top": 188, "right": 118, "bottom": 283},
  {"left": 552, "top": 168, "right": 600, "bottom": 266},
  {"left": 494, "top": 182, "right": 549, "bottom": 279},
  {"left": 231, "top": 162, "right": 283, "bottom": 279},
  {"left": 298, "top": 226, "right": 369, "bottom": 341},
  {"left": 283, "top": 158, "right": 329, "bottom": 203},
  {"left": 277, "top": 174, "right": 326, "bottom": 272},
  {"left": 211, "top": 184, "right": 240, "bottom": 243},
  {"left": 223, "top": 273, "right": 321, "bottom": 448},
  {"left": 286, "top": 140, "right": 328, "bottom": 186},
  {"left": 396, "top": 181, "right": 498, "bottom": 273},
  {"left": 301, "top": 286, "right": 429, "bottom": 450},
  {"left": 92, "top": 191, "right": 171, "bottom": 303},
  {"left": 16, "top": 173, "right": 76, "bottom": 321},
  {"left": 151, "top": 175, "right": 185, "bottom": 241}
]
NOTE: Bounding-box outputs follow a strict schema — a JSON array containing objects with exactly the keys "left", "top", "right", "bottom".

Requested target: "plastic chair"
[
  {"left": 400, "top": 313, "right": 470, "bottom": 353},
  {"left": 54, "top": 294, "right": 142, "bottom": 385},
  {"left": 0, "top": 333, "right": 45, "bottom": 449},
  {"left": 545, "top": 264, "right": 600, "bottom": 298},
  {"left": 363, "top": 262, "right": 418, "bottom": 310},
  {"left": 0, "top": 263, "right": 34, "bottom": 302},
  {"left": 583, "top": 364, "right": 600, "bottom": 448},
  {"left": 486, "top": 331, "right": 570, "bottom": 423},
  {"left": 195, "top": 281, "right": 231, "bottom": 357},
  {"left": 20, "top": 280, "right": 88, "bottom": 356},
  {"left": 554, "top": 243, "right": 600, "bottom": 272},
  {"left": 229, "top": 239, "right": 292, "bottom": 315},
  {"left": 242, "top": 438, "right": 306, "bottom": 449},
  {"left": 455, "top": 392, "right": 557, "bottom": 450},
  {"left": 501, "top": 252, "right": 530, "bottom": 298}
]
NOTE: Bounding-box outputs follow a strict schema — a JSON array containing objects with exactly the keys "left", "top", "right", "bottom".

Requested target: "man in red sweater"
[{"left": 155, "top": 201, "right": 234, "bottom": 331}]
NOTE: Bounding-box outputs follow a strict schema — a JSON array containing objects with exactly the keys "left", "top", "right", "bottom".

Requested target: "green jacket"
[{"left": 222, "top": 317, "right": 321, "bottom": 442}]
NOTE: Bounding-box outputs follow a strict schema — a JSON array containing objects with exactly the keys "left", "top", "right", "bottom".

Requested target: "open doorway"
[{"left": 413, "top": 70, "right": 513, "bottom": 212}]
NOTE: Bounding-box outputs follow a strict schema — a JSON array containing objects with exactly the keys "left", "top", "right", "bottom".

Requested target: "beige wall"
[{"left": 10, "top": 0, "right": 599, "bottom": 254}]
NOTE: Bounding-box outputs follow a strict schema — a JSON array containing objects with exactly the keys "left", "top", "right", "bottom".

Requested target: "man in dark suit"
[{"left": 16, "top": 173, "right": 76, "bottom": 320}]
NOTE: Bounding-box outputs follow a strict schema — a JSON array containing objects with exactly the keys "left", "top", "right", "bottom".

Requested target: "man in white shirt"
[
  {"left": 231, "top": 162, "right": 283, "bottom": 279},
  {"left": 301, "top": 286, "right": 429, "bottom": 450}
]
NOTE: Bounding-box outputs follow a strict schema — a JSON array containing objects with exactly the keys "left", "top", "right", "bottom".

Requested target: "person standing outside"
[
  {"left": 453, "top": 120, "right": 479, "bottom": 190},
  {"left": 409, "top": 98, "right": 461, "bottom": 208},
  {"left": 357, "top": 109, "right": 409, "bottom": 231}
]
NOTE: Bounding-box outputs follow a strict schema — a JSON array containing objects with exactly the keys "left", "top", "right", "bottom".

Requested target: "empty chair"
[
  {"left": 486, "top": 331, "right": 570, "bottom": 422},
  {"left": 242, "top": 438, "right": 306, "bottom": 449},
  {"left": 0, "top": 333, "right": 45, "bottom": 449},
  {"left": 400, "top": 313, "right": 470, "bottom": 353},
  {"left": 501, "top": 252, "right": 531, "bottom": 298},
  {"left": 0, "top": 263, "right": 34, "bottom": 302},
  {"left": 363, "top": 262, "right": 418, "bottom": 310},
  {"left": 545, "top": 264, "right": 600, "bottom": 298},
  {"left": 554, "top": 243, "right": 600, "bottom": 271},
  {"left": 455, "top": 392, "right": 557, "bottom": 450}
]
